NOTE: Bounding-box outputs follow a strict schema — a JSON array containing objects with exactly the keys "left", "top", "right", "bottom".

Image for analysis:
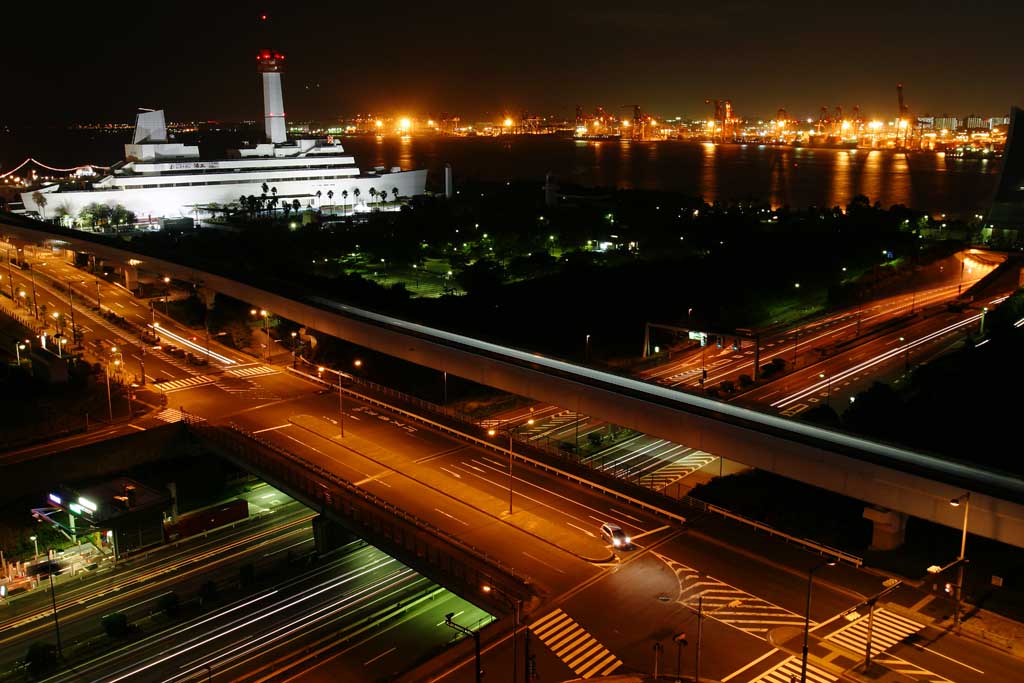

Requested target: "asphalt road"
[{"left": 2, "top": 240, "right": 1019, "bottom": 683}]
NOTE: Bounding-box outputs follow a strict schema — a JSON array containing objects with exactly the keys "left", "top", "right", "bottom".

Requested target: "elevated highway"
[{"left": 3, "top": 215, "right": 1023, "bottom": 548}]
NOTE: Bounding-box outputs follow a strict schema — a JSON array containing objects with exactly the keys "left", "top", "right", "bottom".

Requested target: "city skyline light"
[{"left": 3, "top": 1, "right": 1022, "bottom": 125}]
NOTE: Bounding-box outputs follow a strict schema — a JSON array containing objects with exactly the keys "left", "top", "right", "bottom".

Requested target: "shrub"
[{"left": 101, "top": 612, "right": 129, "bottom": 638}]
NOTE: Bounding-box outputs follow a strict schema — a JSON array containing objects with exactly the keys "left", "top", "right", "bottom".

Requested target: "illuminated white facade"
[{"left": 21, "top": 50, "right": 427, "bottom": 223}]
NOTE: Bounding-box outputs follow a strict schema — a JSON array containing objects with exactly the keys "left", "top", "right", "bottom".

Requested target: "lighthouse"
[{"left": 257, "top": 49, "right": 287, "bottom": 144}]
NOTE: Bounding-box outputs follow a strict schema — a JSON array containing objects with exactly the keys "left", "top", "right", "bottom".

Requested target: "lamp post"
[
  {"left": 250, "top": 309, "right": 270, "bottom": 361},
  {"left": 47, "top": 552, "right": 63, "bottom": 658},
  {"left": 30, "top": 535, "right": 38, "bottom": 561},
  {"left": 66, "top": 279, "right": 78, "bottom": 344},
  {"left": 800, "top": 560, "right": 836, "bottom": 683},
  {"left": 444, "top": 612, "right": 482, "bottom": 683},
  {"left": 482, "top": 584, "right": 521, "bottom": 683},
  {"left": 585, "top": 333, "right": 591, "bottom": 362},
  {"left": 950, "top": 493, "right": 970, "bottom": 632},
  {"left": 14, "top": 342, "right": 26, "bottom": 364},
  {"left": 899, "top": 336, "right": 910, "bottom": 371},
  {"left": 105, "top": 357, "right": 115, "bottom": 423},
  {"left": 489, "top": 419, "right": 533, "bottom": 516},
  {"left": 819, "top": 372, "right": 831, "bottom": 406},
  {"left": 792, "top": 329, "right": 800, "bottom": 369},
  {"left": 290, "top": 331, "right": 298, "bottom": 367},
  {"left": 979, "top": 307, "right": 988, "bottom": 336}
]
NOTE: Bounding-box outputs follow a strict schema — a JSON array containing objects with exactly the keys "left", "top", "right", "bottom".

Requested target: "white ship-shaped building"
[{"left": 21, "top": 49, "right": 427, "bottom": 223}]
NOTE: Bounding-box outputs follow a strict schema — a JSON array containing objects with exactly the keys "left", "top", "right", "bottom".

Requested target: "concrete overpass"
[{"left": 4, "top": 214, "right": 1024, "bottom": 549}]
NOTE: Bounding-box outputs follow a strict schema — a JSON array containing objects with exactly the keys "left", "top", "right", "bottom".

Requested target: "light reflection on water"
[{"left": 338, "top": 136, "right": 1000, "bottom": 216}]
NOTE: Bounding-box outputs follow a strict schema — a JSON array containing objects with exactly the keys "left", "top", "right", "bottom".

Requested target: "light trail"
[
  {"left": 771, "top": 313, "right": 983, "bottom": 409},
  {"left": 308, "top": 295, "right": 1024, "bottom": 499},
  {"left": 147, "top": 323, "right": 236, "bottom": 364}
]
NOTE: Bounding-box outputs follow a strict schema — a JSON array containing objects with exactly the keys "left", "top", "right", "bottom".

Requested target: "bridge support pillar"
[
  {"left": 312, "top": 515, "right": 355, "bottom": 555},
  {"left": 123, "top": 264, "right": 139, "bottom": 293},
  {"left": 863, "top": 506, "right": 907, "bottom": 551}
]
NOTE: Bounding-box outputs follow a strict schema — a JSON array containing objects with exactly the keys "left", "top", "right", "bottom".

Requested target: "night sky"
[{"left": 5, "top": 1, "right": 1022, "bottom": 124}]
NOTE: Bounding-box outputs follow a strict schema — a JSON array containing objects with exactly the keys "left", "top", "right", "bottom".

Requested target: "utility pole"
[
  {"left": 67, "top": 280, "right": 77, "bottom": 344},
  {"left": 48, "top": 558, "right": 62, "bottom": 658},
  {"left": 695, "top": 595, "right": 703, "bottom": 683}
]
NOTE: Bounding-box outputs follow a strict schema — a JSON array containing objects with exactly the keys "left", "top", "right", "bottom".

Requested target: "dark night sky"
[{"left": 5, "top": 1, "right": 1022, "bottom": 124}]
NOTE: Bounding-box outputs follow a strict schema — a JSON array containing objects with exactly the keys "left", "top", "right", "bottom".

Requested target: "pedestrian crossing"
[
  {"left": 825, "top": 608, "right": 924, "bottom": 657},
  {"left": 154, "top": 408, "right": 206, "bottom": 424},
  {"left": 153, "top": 375, "right": 215, "bottom": 393},
  {"left": 228, "top": 364, "right": 280, "bottom": 378},
  {"left": 748, "top": 656, "right": 836, "bottom": 683},
  {"left": 647, "top": 451, "right": 718, "bottom": 490},
  {"left": 529, "top": 609, "right": 622, "bottom": 679},
  {"left": 654, "top": 552, "right": 810, "bottom": 638}
]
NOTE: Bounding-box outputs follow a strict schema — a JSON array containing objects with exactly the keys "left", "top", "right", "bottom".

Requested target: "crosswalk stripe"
[
  {"left": 750, "top": 657, "right": 836, "bottom": 683},
  {"left": 153, "top": 375, "right": 215, "bottom": 392},
  {"left": 529, "top": 609, "right": 621, "bottom": 679},
  {"left": 825, "top": 608, "right": 924, "bottom": 657},
  {"left": 227, "top": 365, "right": 279, "bottom": 378}
]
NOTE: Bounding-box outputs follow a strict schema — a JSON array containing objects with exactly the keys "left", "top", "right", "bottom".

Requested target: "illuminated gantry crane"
[
  {"left": 896, "top": 83, "right": 913, "bottom": 147},
  {"left": 621, "top": 105, "right": 644, "bottom": 139},
  {"left": 705, "top": 99, "right": 738, "bottom": 141}
]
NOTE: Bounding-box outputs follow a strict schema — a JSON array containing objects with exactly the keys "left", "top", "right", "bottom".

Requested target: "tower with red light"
[{"left": 257, "top": 49, "right": 287, "bottom": 144}]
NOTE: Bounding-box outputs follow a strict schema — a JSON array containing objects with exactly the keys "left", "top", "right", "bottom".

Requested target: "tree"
[
  {"left": 157, "top": 591, "right": 180, "bottom": 618},
  {"left": 31, "top": 191, "right": 48, "bottom": 219},
  {"left": 271, "top": 186, "right": 277, "bottom": 198},
  {"left": 261, "top": 182, "right": 269, "bottom": 195},
  {"left": 291, "top": 198, "right": 301, "bottom": 212},
  {"left": 368, "top": 188, "right": 378, "bottom": 206},
  {"left": 101, "top": 612, "right": 130, "bottom": 638},
  {"left": 843, "top": 381, "right": 905, "bottom": 440},
  {"left": 392, "top": 187, "right": 399, "bottom": 203},
  {"left": 341, "top": 189, "right": 348, "bottom": 214},
  {"left": 327, "top": 189, "right": 334, "bottom": 206},
  {"left": 457, "top": 258, "right": 505, "bottom": 296},
  {"left": 353, "top": 188, "right": 361, "bottom": 207},
  {"left": 315, "top": 190, "right": 322, "bottom": 206}
]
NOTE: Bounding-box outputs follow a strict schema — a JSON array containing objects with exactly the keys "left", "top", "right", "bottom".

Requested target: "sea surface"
[{"left": 0, "top": 127, "right": 1002, "bottom": 217}]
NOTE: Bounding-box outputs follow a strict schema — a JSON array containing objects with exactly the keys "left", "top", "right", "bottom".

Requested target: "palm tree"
[
  {"left": 368, "top": 188, "right": 378, "bottom": 206},
  {"left": 341, "top": 190, "right": 348, "bottom": 214},
  {"left": 261, "top": 182, "right": 269, "bottom": 195},
  {"left": 353, "top": 188, "right": 361, "bottom": 207},
  {"left": 315, "top": 190, "right": 322, "bottom": 208},
  {"left": 271, "top": 186, "right": 277, "bottom": 198},
  {"left": 292, "top": 198, "right": 301, "bottom": 212},
  {"left": 392, "top": 187, "right": 399, "bottom": 203},
  {"left": 31, "top": 191, "right": 48, "bottom": 219},
  {"left": 283, "top": 204, "right": 291, "bottom": 219},
  {"left": 327, "top": 189, "right": 334, "bottom": 206}
]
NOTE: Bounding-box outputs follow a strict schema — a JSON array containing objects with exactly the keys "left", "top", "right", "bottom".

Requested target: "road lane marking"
[
  {"left": 253, "top": 424, "right": 292, "bottom": 434},
  {"left": 609, "top": 507, "right": 643, "bottom": 523},
  {"left": 908, "top": 642, "right": 984, "bottom": 674},
  {"left": 363, "top": 646, "right": 396, "bottom": 666},
  {"left": 439, "top": 467, "right": 462, "bottom": 479},
  {"left": 566, "top": 522, "right": 596, "bottom": 537},
  {"left": 434, "top": 508, "right": 469, "bottom": 526},
  {"left": 522, "top": 551, "right": 565, "bottom": 574}
]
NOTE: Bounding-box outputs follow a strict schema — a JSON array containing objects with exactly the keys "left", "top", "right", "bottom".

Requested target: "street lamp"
[
  {"left": 585, "top": 333, "right": 591, "bottom": 362},
  {"left": 444, "top": 612, "right": 482, "bottom": 683},
  {"left": 899, "top": 336, "right": 909, "bottom": 371},
  {"left": 14, "top": 342, "right": 26, "bottom": 364},
  {"left": 950, "top": 493, "right": 970, "bottom": 631},
  {"left": 250, "top": 309, "right": 270, "bottom": 361},
  {"left": 290, "top": 331, "right": 298, "bottom": 367},
  {"left": 979, "top": 306, "right": 988, "bottom": 336},
  {"left": 800, "top": 560, "right": 836, "bottom": 683},
  {"left": 30, "top": 535, "right": 38, "bottom": 561},
  {"left": 488, "top": 418, "right": 534, "bottom": 516},
  {"left": 482, "top": 584, "right": 521, "bottom": 683},
  {"left": 819, "top": 372, "right": 831, "bottom": 406}
]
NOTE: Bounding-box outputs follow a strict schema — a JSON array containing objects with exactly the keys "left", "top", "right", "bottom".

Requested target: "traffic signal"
[
  {"left": 674, "top": 631, "right": 688, "bottom": 646},
  {"left": 944, "top": 582, "right": 954, "bottom": 596}
]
